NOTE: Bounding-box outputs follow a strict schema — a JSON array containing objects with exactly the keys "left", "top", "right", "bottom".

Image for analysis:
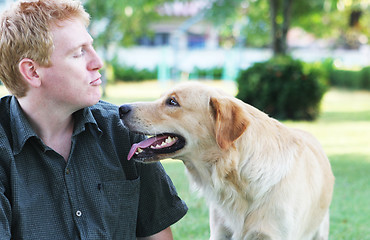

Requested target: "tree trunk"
[{"left": 269, "top": 0, "right": 293, "bottom": 56}]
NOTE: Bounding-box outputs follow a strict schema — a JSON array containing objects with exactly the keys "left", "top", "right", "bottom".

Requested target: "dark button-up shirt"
[{"left": 0, "top": 96, "right": 187, "bottom": 239}]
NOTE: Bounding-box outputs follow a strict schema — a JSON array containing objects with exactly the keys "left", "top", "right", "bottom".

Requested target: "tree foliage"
[
  {"left": 84, "top": 0, "right": 171, "bottom": 51},
  {"left": 205, "top": 0, "right": 370, "bottom": 53}
]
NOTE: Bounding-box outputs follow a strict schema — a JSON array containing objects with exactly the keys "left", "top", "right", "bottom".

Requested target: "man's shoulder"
[
  {"left": 89, "top": 100, "right": 119, "bottom": 118},
  {"left": 84, "top": 100, "right": 120, "bottom": 127},
  {"left": 87, "top": 100, "right": 128, "bottom": 135},
  {"left": 88, "top": 100, "right": 145, "bottom": 144}
]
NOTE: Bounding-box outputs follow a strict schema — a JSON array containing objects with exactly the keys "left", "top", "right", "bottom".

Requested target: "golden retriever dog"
[{"left": 119, "top": 82, "right": 335, "bottom": 240}]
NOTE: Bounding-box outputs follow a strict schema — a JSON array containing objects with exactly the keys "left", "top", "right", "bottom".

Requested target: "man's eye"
[
  {"left": 166, "top": 96, "right": 180, "bottom": 107},
  {"left": 74, "top": 48, "right": 86, "bottom": 58}
]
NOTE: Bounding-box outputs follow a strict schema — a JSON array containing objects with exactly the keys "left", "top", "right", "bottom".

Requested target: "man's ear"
[
  {"left": 18, "top": 58, "right": 41, "bottom": 88},
  {"left": 210, "top": 96, "right": 249, "bottom": 150}
]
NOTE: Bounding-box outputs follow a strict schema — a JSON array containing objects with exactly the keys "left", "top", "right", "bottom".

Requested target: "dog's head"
[{"left": 119, "top": 82, "right": 249, "bottom": 162}]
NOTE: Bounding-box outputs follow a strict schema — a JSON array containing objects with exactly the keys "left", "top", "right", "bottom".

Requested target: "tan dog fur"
[{"left": 120, "top": 82, "right": 335, "bottom": 240}]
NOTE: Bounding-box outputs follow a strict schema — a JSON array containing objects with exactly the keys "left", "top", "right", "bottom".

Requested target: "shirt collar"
[
  {"left": 10, "top": 96, "right": 39, "bottom": 155},
  {"left": 10, "top": 96, "right": 102, "bottom": 155}
]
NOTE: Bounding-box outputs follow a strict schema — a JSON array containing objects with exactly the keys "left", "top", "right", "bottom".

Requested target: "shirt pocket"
[{"left": 100, "top": 177, "right": 140, "bottom": 238}]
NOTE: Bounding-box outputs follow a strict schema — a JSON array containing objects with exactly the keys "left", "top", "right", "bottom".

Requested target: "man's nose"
[{"left": 88, "top": 48, "right": 104, "bottom": 71}]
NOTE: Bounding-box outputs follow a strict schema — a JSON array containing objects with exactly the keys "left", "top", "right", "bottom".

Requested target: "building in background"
[{"left": 138, "top": 1, "right": 219, "bottom": 50}]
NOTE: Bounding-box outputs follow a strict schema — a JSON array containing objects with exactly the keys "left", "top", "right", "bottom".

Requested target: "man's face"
[{"left": 37, "top": 18, "right": 103, "bottom": 112}]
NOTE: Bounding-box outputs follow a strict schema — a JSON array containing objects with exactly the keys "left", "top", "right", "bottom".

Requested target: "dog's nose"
[{"left": 119, "top": 104, "right": 132, "bottom": 119}]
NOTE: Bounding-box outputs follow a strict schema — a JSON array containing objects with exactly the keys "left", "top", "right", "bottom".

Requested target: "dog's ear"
[{"left": 210, "top": 96, "right": 249, "bottom": 150}]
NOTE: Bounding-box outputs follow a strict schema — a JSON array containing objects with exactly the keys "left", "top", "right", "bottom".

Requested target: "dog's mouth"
[{"left": 127, "top": 133, "right": 186, "bottom": 162}]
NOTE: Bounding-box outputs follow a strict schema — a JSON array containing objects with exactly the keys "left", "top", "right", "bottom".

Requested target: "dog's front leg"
[
  {"left": 209, "top": 204, "right": 233, "bottom": 240},
  {"left": 312, "top": 210, "right": 330, "bottom": 240},
  {"left": 244, "top": 232, "right": 273, "bottom": 240}
]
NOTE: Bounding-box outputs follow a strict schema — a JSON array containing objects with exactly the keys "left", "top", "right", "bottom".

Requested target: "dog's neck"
[{"left": 182, "top": 149, "right": 245, "bottom": 194}]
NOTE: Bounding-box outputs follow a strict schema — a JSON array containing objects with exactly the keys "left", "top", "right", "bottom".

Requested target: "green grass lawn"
[{"left": 1, "top": 81, "right": 369, "bottom": 239}]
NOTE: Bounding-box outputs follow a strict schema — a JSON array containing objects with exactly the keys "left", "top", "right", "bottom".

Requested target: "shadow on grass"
[{"left": 329, "top": 154, "right": 370, "bottom": 239}]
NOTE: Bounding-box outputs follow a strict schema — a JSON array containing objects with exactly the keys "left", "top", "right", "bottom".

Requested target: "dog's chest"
[{"left": 205, "top": 175, "right": 251, "bottom": 216}]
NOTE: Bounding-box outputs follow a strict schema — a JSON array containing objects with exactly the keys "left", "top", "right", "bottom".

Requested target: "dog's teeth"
[
  {"left": 136, "top": 148, "right": 143, "bottom": 153},
  {"left": 148, "top": 136, "right": 179, "bottom": 149}
]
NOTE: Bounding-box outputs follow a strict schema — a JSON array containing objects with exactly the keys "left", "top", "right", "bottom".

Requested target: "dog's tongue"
[{"left": 127, "top": 136, "right": 168, "bottom": 160}]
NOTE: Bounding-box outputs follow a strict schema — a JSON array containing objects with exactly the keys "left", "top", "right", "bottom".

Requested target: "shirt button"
[
  {"left": 65, "top": 168, "right": 70, "bottom": 175},
  {"left": 76, "top": 210, "right": 82, "bottom": 217}
]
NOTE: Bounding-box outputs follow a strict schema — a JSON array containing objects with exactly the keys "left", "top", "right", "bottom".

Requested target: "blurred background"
[
  {"left": 1, "top": 0, "right": 370, "bottom": 90},
  {"left": 1, "top": 0, "right": 369, "bottom": 239}
]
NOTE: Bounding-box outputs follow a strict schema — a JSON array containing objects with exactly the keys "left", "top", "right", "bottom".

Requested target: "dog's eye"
[{"left": 166, "top": 96, "right": 180, "bottom": 107}]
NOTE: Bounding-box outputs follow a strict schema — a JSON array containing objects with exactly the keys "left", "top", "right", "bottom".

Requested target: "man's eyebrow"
[{"left": 67, "top": 39, "right": 94, "bottom": 54}]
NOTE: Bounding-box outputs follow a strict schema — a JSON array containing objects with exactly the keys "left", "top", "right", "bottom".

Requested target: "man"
[{"left": 0, "top": 0, "right": 187, "bottom": 239}]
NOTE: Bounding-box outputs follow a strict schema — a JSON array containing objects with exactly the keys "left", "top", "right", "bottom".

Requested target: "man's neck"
[{"left": 17, "top": 96, "right": 75, "bottom": 161}]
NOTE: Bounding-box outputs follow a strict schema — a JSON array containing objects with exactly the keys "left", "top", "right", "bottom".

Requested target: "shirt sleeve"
[{"left": 135, "top": 161, "right": 188, "bottom": 237}]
